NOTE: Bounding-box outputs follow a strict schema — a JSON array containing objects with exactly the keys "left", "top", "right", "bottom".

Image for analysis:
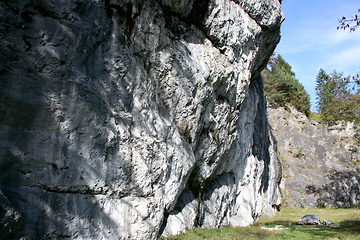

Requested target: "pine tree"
[
  {"left": 262, "top": 54, "right": 310, "bottom": 116},
  {"left": 315, "top": 69, "right": 360, "bottom": 123},
  {"left": 315, "top": 69, "right": 333, "bottom": 115}
]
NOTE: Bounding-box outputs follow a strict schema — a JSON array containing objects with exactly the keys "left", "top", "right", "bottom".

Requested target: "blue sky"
[{"left": 275, "top": 0, "right": 360, "bottom": 111}]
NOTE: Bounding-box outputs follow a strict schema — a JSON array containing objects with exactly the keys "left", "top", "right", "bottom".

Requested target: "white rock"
[{"left": 0, "top": 0, "right": 283, "bottom": 239}]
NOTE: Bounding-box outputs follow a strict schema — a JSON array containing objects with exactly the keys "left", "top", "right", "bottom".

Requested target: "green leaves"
[
  {"left": 262, "top": 54, "right": 311, "bottom": 117},
  {"left": 315, "top": 69, "right": 360, "bottom": 124}
]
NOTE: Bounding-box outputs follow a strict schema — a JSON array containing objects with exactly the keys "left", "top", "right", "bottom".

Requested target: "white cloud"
[
  {"left": 323, "top": 45, "right": 360, "bottom": 74},
  {"left": 279, "top": 26, "right": 360, "bottom": 55}
]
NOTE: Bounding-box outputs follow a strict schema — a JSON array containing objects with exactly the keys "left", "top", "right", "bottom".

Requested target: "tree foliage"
[
  {"left": 262, "top": 54, "right": 311, "bottom": 117},
  {"left": 333, "top": 8, "right": 360, "bottom": 123},
  {"left": 338, "top": 9, "right": 360, "bottom": 32},
  {"left": 315, "top": 69, "right": 360, "bottom": 123}
]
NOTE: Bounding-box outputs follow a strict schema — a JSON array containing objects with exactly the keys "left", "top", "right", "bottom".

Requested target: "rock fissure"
[{"left": 38, "top": 185, "right": 109, "bottom": 195}]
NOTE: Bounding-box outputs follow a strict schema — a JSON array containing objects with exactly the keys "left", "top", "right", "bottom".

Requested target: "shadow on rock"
[{"left": 306, "top": 170, "right": 360, "bottom": 208}]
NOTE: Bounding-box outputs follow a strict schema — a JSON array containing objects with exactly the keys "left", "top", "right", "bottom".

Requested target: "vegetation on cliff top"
[
  {"left": 262, "top": 54, "right": 311, "bottom": 117},
  {"left": 262, "top": 53, "right": 360, "bottom": 124},
  {"left": 315, "top": 68, "right": 360, "bottom": 124}
]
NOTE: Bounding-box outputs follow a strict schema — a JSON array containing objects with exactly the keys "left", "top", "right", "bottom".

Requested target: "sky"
[{"left": 275, "top": 0, "right": 360, "bottom": 111}]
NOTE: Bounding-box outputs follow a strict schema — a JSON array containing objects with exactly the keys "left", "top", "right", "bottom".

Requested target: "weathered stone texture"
[
  {"left": 268, "top": 105, "right": 360, "bottom": 209},
  {"left": 0, "top": 0, "right": 282, "bottom": 238}
]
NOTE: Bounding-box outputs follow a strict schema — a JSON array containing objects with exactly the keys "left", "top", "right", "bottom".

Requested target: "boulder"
[
  {"left": 322, "top": 220, "right": 331, "bottom": 227},
  {"left": 296, "top": 215, "right": 321, "bottom": 225}
]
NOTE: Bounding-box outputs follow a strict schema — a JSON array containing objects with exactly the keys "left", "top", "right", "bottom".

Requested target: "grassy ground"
[
  {"left": 162, "top": 208, "right": 360, "bottom": 240},
  {"left": 308, "top": 111, "right": 322, "bottom": 123}
]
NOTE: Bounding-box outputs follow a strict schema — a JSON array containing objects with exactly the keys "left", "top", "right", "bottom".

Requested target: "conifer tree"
[
  {"left": 262, "top": 54, "right": 310, "bottom": 117},
  {"left": 315, "top": 69, "right": 360, "bottom": 123}
]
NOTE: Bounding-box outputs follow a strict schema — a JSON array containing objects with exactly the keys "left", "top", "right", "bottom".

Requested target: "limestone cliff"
[
  {"left": 0, "top": 0, "right": 283, "bottom": 239},
  {"left": 268, "top": 105, "right": 360, "bottom": 209}
]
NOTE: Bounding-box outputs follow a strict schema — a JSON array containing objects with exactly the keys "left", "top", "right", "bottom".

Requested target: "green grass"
[
  {"left": 162, "top": 208, "right": 360, "bottom": 240},
  {"left": 309, "top": 112, "right": 322, "bottom": 123}
]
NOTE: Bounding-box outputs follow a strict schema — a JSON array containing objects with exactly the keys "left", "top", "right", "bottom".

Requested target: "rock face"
[
  {"left": 0, "top": 0, "right": 283, "bottom": 238},
  {"left": 268, "top": 105, "right": 360, "bottom": 209}
]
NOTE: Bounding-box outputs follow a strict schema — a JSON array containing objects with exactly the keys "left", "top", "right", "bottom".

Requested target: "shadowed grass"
[
  {"left": 162, "top": 225, "right": 271, "bottom": 240},
  {"left": 162, "top": 208, "right": 360, "bottom": 240}
]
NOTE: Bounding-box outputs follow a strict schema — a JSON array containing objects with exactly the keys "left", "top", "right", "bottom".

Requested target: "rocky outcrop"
[
  {"left": 268, "top": 105, "right": 360, "bottom": 209},
  {"left": 0, "top": 0, "right": 283, "bottom": 238}
]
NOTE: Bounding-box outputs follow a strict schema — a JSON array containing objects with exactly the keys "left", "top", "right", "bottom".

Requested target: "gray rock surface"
[
  {"left": 296, "top": 214, "right": 321, "bottom": 225},
  {"left": 0, "top": 191, "right": 24, "bottom": 239},
  {"left": 0, "top": 0, "right": 283, "bottom": 238},
  {"left": 268, "top": 105, "right": 360, "bottom": 208},
  {"left": 322, "top": 219, "right": 331, "bottom": 227}
]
